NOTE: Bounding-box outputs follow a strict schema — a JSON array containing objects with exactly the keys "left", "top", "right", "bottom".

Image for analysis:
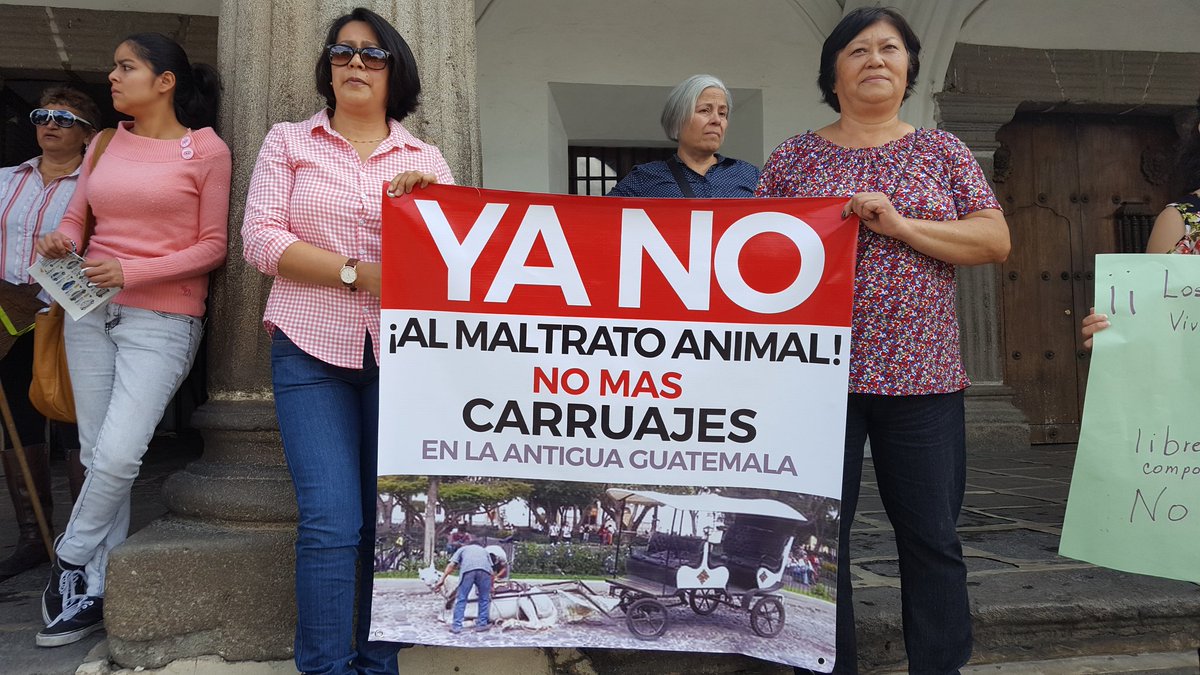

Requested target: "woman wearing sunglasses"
[
  {"left": 242, "top": 7, "right": 452, "bottom": 674},
  {"left": 33, "top": 33, "right": 229, "bottom": 647},
  {"left": 0, "top": 86, "right": 99, "bottom": 583}
]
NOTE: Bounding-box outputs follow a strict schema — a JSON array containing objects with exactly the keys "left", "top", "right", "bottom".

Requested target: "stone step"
[
  {"left": 852, "top": 563, "right": 1200, "bottom": 672},
  {"left": 879, "top": 650, "right": 1199, "bottom": 674},
  {"left": 80, "top": 648, "right": 1200, "bottom": 675}
]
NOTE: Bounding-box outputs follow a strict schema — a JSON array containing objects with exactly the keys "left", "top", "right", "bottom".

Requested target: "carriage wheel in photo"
[
  {"left": 687, "top": 589, "right": 720, "bottom": 615},
  {"left": 750, "top": 595, "right": 786, "bottom": 638},
  {"left": 626, "top": 598, "right": 669, "bottom": 640}
]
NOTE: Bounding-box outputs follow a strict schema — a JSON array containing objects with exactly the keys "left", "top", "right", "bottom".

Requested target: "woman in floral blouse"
[{"left": 756, "top": 8, "right": 1009, "bottom": 674}]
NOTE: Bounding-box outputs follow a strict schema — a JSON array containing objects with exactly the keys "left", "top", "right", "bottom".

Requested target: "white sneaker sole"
[{"left": 35, "top": 620, "right": 103, "bottom": 648}]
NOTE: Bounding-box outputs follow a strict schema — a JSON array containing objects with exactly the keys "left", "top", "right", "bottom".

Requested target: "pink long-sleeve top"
[{"left": 55, "top": 121, "right": 231, "bottom": 317}]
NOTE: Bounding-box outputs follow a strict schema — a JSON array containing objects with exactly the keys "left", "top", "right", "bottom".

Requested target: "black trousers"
[{"left": 831, "top": 390, "right": 972, "bottom": 675}]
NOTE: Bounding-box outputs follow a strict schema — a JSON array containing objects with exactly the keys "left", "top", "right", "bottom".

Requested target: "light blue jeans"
[
  {"left": 59, "top": 303, "right": 202, "bottom": 596},
  {"left": 452, "top": 569, "right": 492, "bottom": 630}
]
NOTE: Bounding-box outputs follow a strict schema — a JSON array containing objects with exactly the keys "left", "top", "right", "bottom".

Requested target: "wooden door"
[{"left": 995, "top": 113, "right": 1177, "bottom": 443}]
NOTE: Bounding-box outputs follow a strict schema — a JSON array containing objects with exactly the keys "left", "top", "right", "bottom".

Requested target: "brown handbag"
[
  {"left": 29, "top": 128, "right": 116, "bottom": 423},
  {"left": 29, "top": 302, "right": 74, "bottom": 422}
]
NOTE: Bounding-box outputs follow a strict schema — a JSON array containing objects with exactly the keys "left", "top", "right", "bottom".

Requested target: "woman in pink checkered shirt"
[{"left": 241, "top": 8, "right": 453, "bottom": 674}]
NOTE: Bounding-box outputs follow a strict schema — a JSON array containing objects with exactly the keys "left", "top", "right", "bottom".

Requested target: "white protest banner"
[
  {"left": 1061, "top": 254, "right": 1200, "bottom": 583},
  {"left": 372, "top": 185, "right": 856, "bottom": 671}
]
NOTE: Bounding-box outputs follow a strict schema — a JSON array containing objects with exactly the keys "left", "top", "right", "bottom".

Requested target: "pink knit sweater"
[{"left": 56, "top": 122, "right": 230, "bottom": 317}]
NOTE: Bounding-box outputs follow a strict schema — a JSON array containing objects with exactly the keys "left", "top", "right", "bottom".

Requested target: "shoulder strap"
[
  {"left": 88, "top": 128, "right": 117, "bottom": 172},
  {"left": 80, "top": 128, "right": 117, "bottom": 253},
  {"left": 666, "top": 156, "right": 696, "bottom": 198}
]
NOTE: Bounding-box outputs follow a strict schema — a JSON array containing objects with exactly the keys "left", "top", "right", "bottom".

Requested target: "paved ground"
[
  {"left": 1, "top": 440, "right": 1198, "bottom": 674},
  {"left": 0, "top": 434, "right": 200, "bottom": 675},
  {"left": 850, "top": 445, "right": 1200, "bottom": 673},
  {"left": 371, "top": 578, "right": 836, "bottom": 670}
]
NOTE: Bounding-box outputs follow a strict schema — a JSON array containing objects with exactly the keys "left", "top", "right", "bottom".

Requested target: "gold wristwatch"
[{"left": 339, "top": 258, "right": 359, "bottom": 292}]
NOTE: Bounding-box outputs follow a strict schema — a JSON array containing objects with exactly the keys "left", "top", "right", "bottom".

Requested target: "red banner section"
[{"left": 383, "top": 185, "right": 857, "bottom": 326}]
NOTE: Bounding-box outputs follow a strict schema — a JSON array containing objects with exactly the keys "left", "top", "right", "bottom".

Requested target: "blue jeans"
[
  {"left": 272, "top": 331, "right": 396, "bottom": 675},
  {"left": 452, "top": 569, "right": 492, "bottom": 629},
  {"left": 832, "top": 391, "right": 971, "bottom": 675},
  {"left": 60, "top": 303, "right": 201, "bottom": 595}
]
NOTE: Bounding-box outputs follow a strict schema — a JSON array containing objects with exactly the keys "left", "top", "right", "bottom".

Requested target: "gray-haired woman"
[{"left": 608, "top": 74, "right": 759, "bottom": 198}]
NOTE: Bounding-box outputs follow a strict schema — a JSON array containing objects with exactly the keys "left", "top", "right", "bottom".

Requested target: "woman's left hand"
[
  {"left": 356, "top": 261, "right": 382, "bottom": 298},
  {"left": 844, "top": 192, "right": 910, "bottom": 240},
  {"left": 82, "top": 258, "right": 125, "bottom": 288},
  {"left": 387, "top": 171, "right": 438, "bottom": 197}
]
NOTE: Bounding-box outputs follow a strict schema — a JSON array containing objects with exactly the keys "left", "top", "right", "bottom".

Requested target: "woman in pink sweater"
[{"left": 34, "top": 32, "right": 230, "bottom": 648}]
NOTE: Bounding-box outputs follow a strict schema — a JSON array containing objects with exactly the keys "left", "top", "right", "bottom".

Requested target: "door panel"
[
  {"left": 996, "top": 113, "right": 1177, "bottom": 443},
  {"left": 997, "top": 117, "right": 1083, "bottom": 443},
  {"left": 1072, "top": 118, "right": 1178, "bottom": 411}
]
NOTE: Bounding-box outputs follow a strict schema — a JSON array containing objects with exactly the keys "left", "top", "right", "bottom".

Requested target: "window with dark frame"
[
  {"left": 568, "top": 145, "right": 676, "bottom": 196},
  {"left": 1114, "top": 202, "right": 1156, "bottom": 253}
]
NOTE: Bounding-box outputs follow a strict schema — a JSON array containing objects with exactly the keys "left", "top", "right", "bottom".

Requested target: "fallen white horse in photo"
[{"left": 417, "top": 566, "right": 619, "bottom": 631}]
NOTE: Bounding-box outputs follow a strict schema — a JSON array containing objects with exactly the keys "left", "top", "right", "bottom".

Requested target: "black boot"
[{"left": 0, "top": 443, "right": 53, "bottom": 581}]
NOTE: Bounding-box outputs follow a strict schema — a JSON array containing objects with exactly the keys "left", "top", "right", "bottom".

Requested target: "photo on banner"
[
  {"left": 372, "top": 185, "right": 857, "bottom": 670},
  {"left": 1060, "top": 254, "right": 1200, "bottom": 583}
]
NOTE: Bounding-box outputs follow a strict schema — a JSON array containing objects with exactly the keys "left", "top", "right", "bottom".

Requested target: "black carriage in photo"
[{"left": 605, "top": 488, "right": 806, "bottom": 640}]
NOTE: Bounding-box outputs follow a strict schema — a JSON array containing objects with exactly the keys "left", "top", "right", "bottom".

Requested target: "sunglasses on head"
[
  {"left": 326, "top": 43, "right": 390, "bottom": 70},
  {"left": 30, "top": 108, "right": 94, "bottom": 129}
]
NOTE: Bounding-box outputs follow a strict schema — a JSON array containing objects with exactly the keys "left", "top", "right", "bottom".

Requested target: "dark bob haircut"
[
  {"left": 315, "top": 7, "right": 421, "bottom": 122},
  {"left": 817, "top": 6, "right": 921, "bottom": 113}
]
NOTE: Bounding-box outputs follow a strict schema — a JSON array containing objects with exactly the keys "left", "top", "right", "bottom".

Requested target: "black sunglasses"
[
  {"left": 326, "top": 44, "right": 390, "bottom": 70},
  {"left": 30, "top": 108, "right": 94, "bottom": 129}
]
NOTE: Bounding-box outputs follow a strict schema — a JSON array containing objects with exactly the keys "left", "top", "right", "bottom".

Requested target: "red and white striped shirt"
[
  {"left": 242, "top": 110, "right": 455, "bottom": 369},
  {"left": 0, "top": 157, "right": 80, "bottom": 287}
]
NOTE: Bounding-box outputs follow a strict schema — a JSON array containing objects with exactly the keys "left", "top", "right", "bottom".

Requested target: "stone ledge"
[
  {"left": 854, "top": 565, "right": 1200, "bottom": 671},
  {"left": 80, "top": 647, "right": 798, "bottom": 675},
  {"left": 105, "top": 520, "right": 296, "bottom": 669},
  {"left": 966, "top": 385, "right": 1030, "bottom": 452}
]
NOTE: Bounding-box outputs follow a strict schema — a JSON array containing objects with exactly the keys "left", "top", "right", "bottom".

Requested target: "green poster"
[{"left": 1060, "top": 254, "right": 1200, "bottom": 583}]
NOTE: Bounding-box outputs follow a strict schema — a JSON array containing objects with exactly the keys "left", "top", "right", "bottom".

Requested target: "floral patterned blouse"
[
  {"left": 756, "top": 129, "right": 1001, "bottom": 395},
  {"left": 1167, "top": 193, "right": 1200, "bottom": 254}
]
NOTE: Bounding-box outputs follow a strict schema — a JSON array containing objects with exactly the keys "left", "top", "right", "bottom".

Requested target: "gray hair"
[{"left": 660, "top": 74, "right": 733, "bottom": 142}]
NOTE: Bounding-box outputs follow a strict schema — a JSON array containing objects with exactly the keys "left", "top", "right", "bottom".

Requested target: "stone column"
[
  {"left": 102, "top": 1, "right": 480, "bottom": 667},
  {"left": 938, "top": 93, "right": 1030, "bottom": 452}
]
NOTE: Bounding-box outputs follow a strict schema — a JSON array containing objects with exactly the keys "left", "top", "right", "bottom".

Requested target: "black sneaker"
[
  {"left": 36, "top": 595, "right": 104, "bottom": 647},
  {"left": 41, "top": 556, "right": 86, "bottom": 625}
]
